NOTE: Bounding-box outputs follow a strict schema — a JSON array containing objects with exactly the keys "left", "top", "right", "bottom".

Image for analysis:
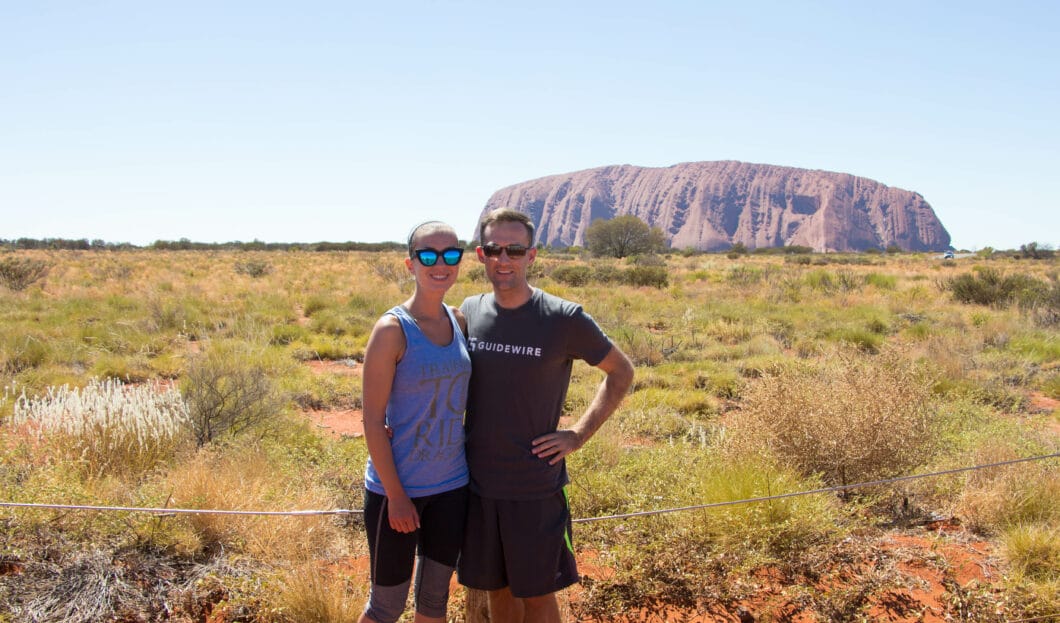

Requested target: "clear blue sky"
[{"left": 2, "top": 1, "right": 1057, "bottom": 250}]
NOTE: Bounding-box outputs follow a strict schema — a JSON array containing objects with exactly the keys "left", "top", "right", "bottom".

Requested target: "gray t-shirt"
[{"left": 460, "top": 288, "right": 613, "bottom": 500}]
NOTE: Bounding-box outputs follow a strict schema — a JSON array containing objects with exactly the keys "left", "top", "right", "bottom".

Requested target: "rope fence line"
[
  {"left": 0, "top": 503, "right": 355, "bottom": 516},
  {"left": 572, "top": 451, "right": 1060, "bottom": 524},
  {"left": 1, "top": 452, "right": 1057, "bottom": 521}
]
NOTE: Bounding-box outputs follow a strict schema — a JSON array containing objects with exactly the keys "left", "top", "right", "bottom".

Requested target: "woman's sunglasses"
[
  {"left": 480, "top": 242, "right": 529, "bottom": 258},
  {"left": 414, "top": 247, "right": 464, "bottom": 267}
]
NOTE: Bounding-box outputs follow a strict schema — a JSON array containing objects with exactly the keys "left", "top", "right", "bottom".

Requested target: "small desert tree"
[
  {"left": 586, "top": 215, "right": 666, "bottom": 258},
  {"left": 182, "top": 345, "right": 285, "bottom": 446}
]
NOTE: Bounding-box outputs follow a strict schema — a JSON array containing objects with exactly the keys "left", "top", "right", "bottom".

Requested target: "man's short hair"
[{"left": 479, "top": 209, "right": 535, "bottom": 246}]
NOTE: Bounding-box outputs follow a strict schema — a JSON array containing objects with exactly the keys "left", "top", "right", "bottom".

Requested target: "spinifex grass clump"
[
  {"left": 12, "top": 378, "right": 192, "bottom": 477},
  {"left": 158, "top": 441, "right": 347, "bottom": 561}
]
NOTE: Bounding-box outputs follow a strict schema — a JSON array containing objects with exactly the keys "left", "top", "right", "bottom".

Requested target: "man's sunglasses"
[
  {"left": 480, "top": 242, "right": 529, "bottom": 258},
  {"left": 414, "top": 247, "right": 464, "bottom": 267}
]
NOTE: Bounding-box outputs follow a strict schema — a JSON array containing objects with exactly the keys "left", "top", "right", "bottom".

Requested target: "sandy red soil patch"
[
  {"left": 306, "top": 359, "right": 362, "bottom": 375},
  {"left": 298, "top": 360, "right": 364, "bottom": 437},
  {"left": 1029, "top": 391, "right": 1059, "bottom": 414},
  {"left": 304, "top": 408, "right": 364, "bottom": 438}
]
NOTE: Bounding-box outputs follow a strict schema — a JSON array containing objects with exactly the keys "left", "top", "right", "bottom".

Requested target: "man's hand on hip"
[{"left": 531, "top": 430, "right": 584, "bottom": 465}]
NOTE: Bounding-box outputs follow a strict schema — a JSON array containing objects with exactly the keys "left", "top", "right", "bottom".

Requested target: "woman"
[{"left": 359, "top": 221, "right": 470, "bottom": 623}]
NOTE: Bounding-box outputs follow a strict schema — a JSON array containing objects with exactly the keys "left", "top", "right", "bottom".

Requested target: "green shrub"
[
  {"left": 270, "top": 323, "right": 308, "bottom": 346},
  {"left": 592, "top": 264, "right": 622, "bottom": 284},
  {"left": 1040, "top": 373, "right": 1060, "bottom": 400},
  {"left": 1, "top": 333, "right": 51, "bottom": 373},
  {"left": 956, "top": 442, "right": 1060, "bottom": 532},
  {"left": 550, "top": 264, "right": 592, "bottom": 287},
  {"left": 0, "top": 256, "right": 50, "bottom": 291},
  {"left": 865, "top": 272, "right": 897, "bottom": 290},
  {"left": 233, "top": 259, "right": 272, "bottom": 278},
  {"left": 627, "top": 253, "right": 666, "bottom": 267},
  {"left": 570, "top": 440, "right": 841, "bottom": 612},
  {"left": 302, "top": 335, "right": 364, "bottom": 361},
  {"left": 309, "top": 309, "right": 357, "bottom": 336},
  {"left": 691, "top": 365, "right": 742, "bottom": 399},
  {"left": 622, "top": 266, "right": 668, "bottom": 288},
  {"left": 726, "top": 265, "right": 768, "bottom": 286},
  {"left": 823, "top": 327, "right": 884, "bottom": 353},
  {"left": 302, "top": 294, "right": 336, "bottom": 317},
  {"left": 1019, "top": 279, "right": 1060, "bottom": 327},
  {"left": 90, "top": 352, "right": 151, "bottom": 383},
  {"left": 805, "top": 269, "right": 863, "bottom": 293},
  {"left": 943, "top": 268, "right": 1045, "bottom": 307}
]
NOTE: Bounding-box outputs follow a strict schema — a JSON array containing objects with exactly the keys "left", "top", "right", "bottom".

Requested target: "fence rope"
[
  {"left": 573, "top": 451, "right": 1059, "bottom": 524},
  {"left": 0, "top": 502, "right": 357, "bottom": 516},
  {"left": 0, "top": 452, "right": 1057, "bottom": 520}
]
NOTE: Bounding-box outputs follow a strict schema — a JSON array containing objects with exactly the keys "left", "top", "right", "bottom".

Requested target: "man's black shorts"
[{"left": 457, "top": 488, "right": 578, "bottom": 598}]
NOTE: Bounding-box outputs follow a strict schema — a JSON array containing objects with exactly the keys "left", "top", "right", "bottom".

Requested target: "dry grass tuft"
[
  {"left": 270, "top": 562, "right": 365, "bottom": 623},
  {"left": 161, "top": 442, "right": 347, "bottom": 561},
  {"left": 956, "top": 442, "right": 1060, "bottom": 532}
]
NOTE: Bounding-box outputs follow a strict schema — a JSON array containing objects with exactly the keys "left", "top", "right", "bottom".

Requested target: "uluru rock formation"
[{"left": 480, "top": 161, "right": 951, "bottom": 252}]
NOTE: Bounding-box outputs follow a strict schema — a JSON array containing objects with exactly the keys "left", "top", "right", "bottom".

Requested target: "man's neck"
[{"left": 493, "top": 283, "right": 534, "bottom": 309}]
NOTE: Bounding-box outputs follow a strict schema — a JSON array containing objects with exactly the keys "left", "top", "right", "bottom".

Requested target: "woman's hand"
[{"left": 387, "top": 493, "right": 420, "bottom": 533}]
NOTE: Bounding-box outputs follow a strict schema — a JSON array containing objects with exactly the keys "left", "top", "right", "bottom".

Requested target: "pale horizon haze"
[{"left": 2, "top": 2, "right": 1057, "bottom": 250}]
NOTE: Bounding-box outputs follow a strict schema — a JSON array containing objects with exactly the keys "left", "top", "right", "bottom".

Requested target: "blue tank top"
[{"left": 364, "top": 304, "right": 471, "bottom": 497}]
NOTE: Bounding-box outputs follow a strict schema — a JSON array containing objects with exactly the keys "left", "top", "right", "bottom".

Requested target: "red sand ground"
[{"left": 304, "top": 359, "right": 365, "bottom": 438}]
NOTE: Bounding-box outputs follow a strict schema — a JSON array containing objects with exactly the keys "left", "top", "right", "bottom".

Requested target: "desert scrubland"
[{"left": 1, "top": 248, "right": 1057, "bottom": 622}]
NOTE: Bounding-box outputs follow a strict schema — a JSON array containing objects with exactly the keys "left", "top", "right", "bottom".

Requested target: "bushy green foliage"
[
  {"left": 621, "top": 265, "right": 668, "bottom": 288},
  {"left": 804, "top": 269, "right": 863, "bottom": 293},
  {"left": 233, "top": 259, "right": 273, "bottom": 278},
  {"left": 943, "top": 267, "right": 1046, "bottom": 306},
  {"left": 591, "top": 263, "right": 622, "bottom": 283},
  {"left": 0, "top": 333, "right": 51, "bottom": 373},
  {"left": 269, "top": 323, "right": 308, "bottom": 346},
  {"left": 0, "top": 256, "right": 49, "bottom": 291},
  {"left": 585, "top": 215, "right": 666, "bottom": 258},
  {"left": 865, "top": 272, "right": 898, "bottom": 289},
  {"left": 550, "top": 264, "right": 592, "bottom": 286}
]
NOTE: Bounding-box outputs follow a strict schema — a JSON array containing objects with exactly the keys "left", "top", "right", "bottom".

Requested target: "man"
[{"left": 458, "top": 208, "right": 635, "bottom": 623}]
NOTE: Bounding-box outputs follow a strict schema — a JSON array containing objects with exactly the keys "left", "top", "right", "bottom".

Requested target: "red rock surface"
[{"left": 481, "top": 161, "right": 951, "bottom": 252}]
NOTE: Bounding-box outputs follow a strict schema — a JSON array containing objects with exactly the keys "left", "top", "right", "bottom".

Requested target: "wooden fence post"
[{"left": 464, "top": 588, "right": 490, "bottom": 622}]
